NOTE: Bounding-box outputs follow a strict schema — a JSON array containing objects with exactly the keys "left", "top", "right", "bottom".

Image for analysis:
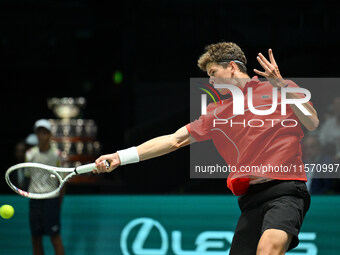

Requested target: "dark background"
[{"left": 0, "top": 0, "right": 339, "bottom": 194}]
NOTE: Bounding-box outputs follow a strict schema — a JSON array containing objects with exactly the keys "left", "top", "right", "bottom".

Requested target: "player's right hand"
[{"left": 94, "top": 153, "right": 121, "bottom": 173}]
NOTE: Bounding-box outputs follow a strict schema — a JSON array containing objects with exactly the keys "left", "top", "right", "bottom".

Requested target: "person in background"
[
  {"left": 25, "top": 119, "right": 65, "bottom": 255},
  {"left": 25, "top": 133, "right": 38, "bottom": 149},
  {"left": 12, "top": 140, "right": 28, "bottom": 189},
  {"left": 319, "top": 96, "right": 340, "bottom": 161},
  {"left": 15, "top": 140, "right": 27, "bottom": 164},
  {"left": 302, "top": 134, "right": 335, "bottom": 194}
]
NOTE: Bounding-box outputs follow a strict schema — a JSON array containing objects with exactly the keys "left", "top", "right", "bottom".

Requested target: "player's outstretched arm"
[{"left": 94, "top": 126, "right": 196, "bottom": 173}]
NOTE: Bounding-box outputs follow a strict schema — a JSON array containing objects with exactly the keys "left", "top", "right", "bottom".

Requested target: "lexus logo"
[
  {"left": 120, "top": 217, "right": 317, "bottom": 255},
  {"left": 120, "top": 217, "right": 233, "bottom": 255},
  {"left": 120, "top": 218, "right": 168, "bottom": 255}
]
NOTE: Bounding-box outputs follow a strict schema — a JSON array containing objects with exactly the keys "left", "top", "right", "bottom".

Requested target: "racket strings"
[{"left": 8, "top": 167, "right": 61, "bottom": 195}]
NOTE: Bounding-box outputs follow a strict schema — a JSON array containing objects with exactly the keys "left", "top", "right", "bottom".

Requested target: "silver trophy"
[
  {"left": 48, "top": 97, "right": 86, "bottom": 119},
  {"left": 47, "top": 97, "right": 102, "bottom": 169}
]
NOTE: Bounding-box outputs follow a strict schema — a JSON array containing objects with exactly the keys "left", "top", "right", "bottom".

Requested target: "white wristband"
[{"left": 116, "top": 147, "right": 140, "bottom": 166}]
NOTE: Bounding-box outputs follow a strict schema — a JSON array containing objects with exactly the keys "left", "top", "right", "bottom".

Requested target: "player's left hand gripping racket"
[{"left": 5, "top": 161, "right": 109, "bottom": 199}]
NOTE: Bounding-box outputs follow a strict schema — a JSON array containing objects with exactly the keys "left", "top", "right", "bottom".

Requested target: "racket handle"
[
  {"left": 75, "top": 160, "right": 110, "bottom": 175},
  {"left": 75, "top": 163, "right": 95, "bottom": 174}
]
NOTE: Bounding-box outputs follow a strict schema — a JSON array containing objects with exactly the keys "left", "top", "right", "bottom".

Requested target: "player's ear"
[
  {"left": 230, "top": 61, "right": 238, "bottom": 72},
  {"left": 230, "top": 61, "right": 237, "bottom": 75}
]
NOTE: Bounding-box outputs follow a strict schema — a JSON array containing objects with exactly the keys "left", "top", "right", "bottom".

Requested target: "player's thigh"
[
  {"left": 262, "top": 194, "right": 308, "bottom": 251},
  {"left": 229, "top": 208, "right": 263, "bottom": 255},
  {"left": 256, "top": 228, "right": 292, "bottom": 255}
]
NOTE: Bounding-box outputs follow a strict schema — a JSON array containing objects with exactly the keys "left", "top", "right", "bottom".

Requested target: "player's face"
[{"left": 206, "top": 62, "right": 232, "bottom": 95}]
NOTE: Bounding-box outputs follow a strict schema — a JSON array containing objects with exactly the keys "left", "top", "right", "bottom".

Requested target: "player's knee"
[{"left": 257, "top": 240, "right": 285, "bottom": 255}]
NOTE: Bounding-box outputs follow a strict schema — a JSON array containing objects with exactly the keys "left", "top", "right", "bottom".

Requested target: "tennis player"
[{"left": 95, "top": 42, "right": 319, "bottom": 254}]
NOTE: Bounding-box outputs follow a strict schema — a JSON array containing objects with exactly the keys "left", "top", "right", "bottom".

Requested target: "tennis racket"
[{"left": 5, "top": 161, "right": 109, "bottom": 199}]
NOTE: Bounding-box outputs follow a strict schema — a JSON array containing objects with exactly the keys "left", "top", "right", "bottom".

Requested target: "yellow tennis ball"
[{"left": 0, "top": 204, "right": 15, "bottom": 219}]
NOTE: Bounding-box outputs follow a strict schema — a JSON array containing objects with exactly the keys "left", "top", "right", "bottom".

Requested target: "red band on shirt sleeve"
[{"left": 185, "top": 124, "right": 191, "bottom": 133}]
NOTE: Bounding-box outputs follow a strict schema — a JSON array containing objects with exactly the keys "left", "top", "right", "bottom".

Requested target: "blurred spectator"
[
  {"left": 25, "top": 133, "right": 38, "bottom": 149},
  {"left": 13, "top": 134, "right": 38, "bottom": 165},
  {"left": 15, "top": 140, "right": 27, "bottom": 163},
  {"left": 25, "top": 119, "right": 65, "bottom": 255},
  {"left": 319, "top": 96, "right": 340, "bottom": 161},
  {"left": 302, "top": 134, "right": 336, "bottom": 194},
  {"left": 13, "top": 140, "right": 28, "bottom": 189}
]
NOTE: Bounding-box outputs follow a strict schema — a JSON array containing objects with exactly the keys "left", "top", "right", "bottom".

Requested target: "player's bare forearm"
[
  {"left": 95, "top": 126, "right": 195, "bottom": 173},
  {"left": 286, "top": 92, "right": 319, "bottom": 131},
  {"left": 137, "top": 126, "right": 194, "bottom": 161}
]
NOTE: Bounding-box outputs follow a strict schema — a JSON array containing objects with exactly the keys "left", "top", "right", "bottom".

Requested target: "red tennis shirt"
[{"left": 186, "top": 77, "right": 310, "bottom": 195}]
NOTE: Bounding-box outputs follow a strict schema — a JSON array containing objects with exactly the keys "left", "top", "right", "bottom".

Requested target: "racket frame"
[{"left": 5, "top": 162, "right": 96, "bottom": 199}]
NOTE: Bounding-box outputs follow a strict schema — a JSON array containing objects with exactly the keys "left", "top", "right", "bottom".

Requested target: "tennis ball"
[{"left": 0, "top": 204, "right": 15, "bottom": 219}]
